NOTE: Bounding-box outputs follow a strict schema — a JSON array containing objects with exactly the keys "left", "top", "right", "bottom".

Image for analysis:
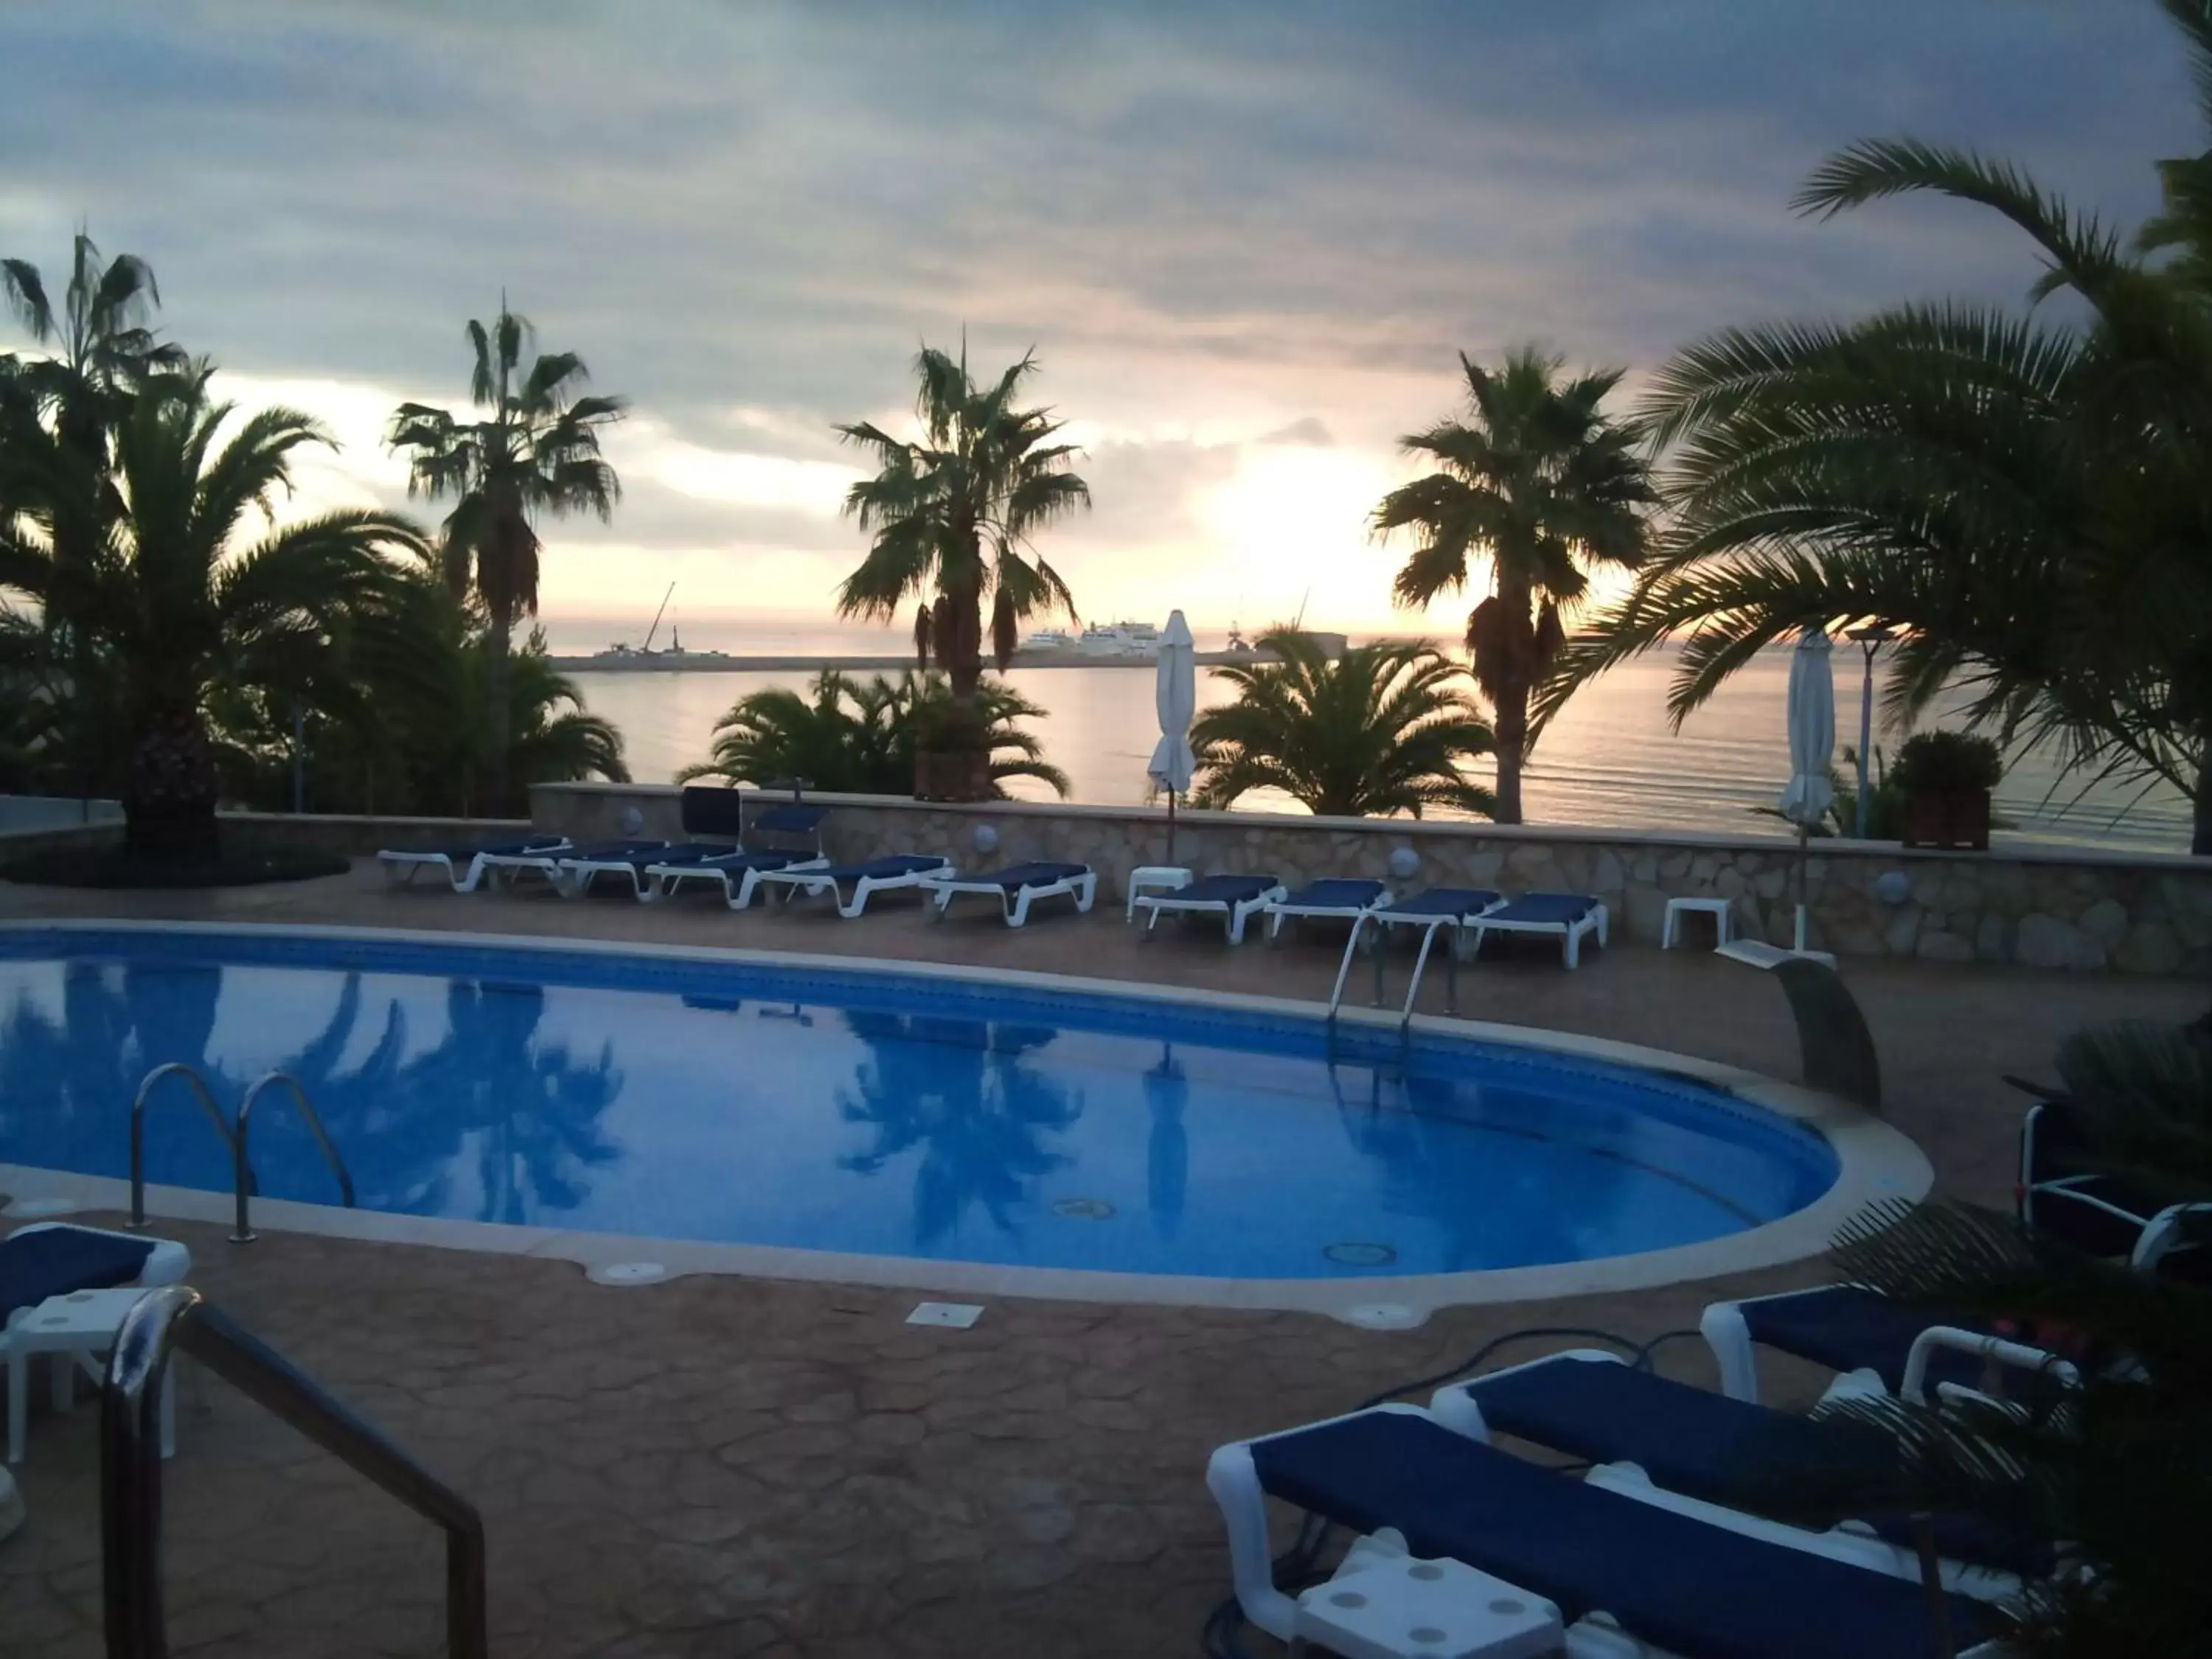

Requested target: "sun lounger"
[
  {"left": 2019, "top": 1093, "right": 2212, "bottom": 1276},
  {"left": 1262, "top": 877, "right": 1388, "bottom": 942},
  {"left": 1430, "top": 1349, "right": 2055, "bottom": 1587},
  {"left": 1368, "top": 886, "right": 1503, "bottom": 936},
  {"left": 921, "top": 861, "right": 1096, "bottom": 928},
  {"left": 377, "top": 834, "right": 568, "bottom": 892},
  {"left": 1132, "top": 873, "right": 1286, "bottom": 945},
  {"left": 645, "top": 849, "right": 829, "bottom": 908},
  {"left": 754, "top": 854, "right": 951, "bottom": 918},
  {"left": 6, "top": 1222, "right": 192, "bottom": 1463},
  {"left": 1700, "top": 1283, "right": 2065, "bottom": 1405},
  {"left": 1467, "top": 891, "right": 1609, "bottom": 968},
  {"left": 560, "top": 841, "right": 740, "bottom": 899},
  {"left": 476, "top": 838, "right": 665, "bottom": 892},
  {"left": 1208, "top": 1402, "right": 2000, "bottom": 1659}
]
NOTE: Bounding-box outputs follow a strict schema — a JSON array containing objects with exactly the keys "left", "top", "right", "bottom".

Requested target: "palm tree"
[
  {"left": 1371, "top": 347, "right": 1655, "bottom": 824},
  {"left": 0, "top": 367, "right": 427, "bottom": 857},
  {"left": 681, "top": 669, "right": 1070, "bottom": 798},
  {"left": 1543, "top": 0, "right": 2212, "bottom": 853},
  {"left": 388, "top": 302, "right": 624, "bottom": 812},
  {"left": 1189, "top": 628, "right": 1496, "bottom": 818},
  {"left": 2, "top": 232, "right": 189, "bottom": 800},
  {"left": 833, "top": 344, "right": 1089, "bottom": 790}
]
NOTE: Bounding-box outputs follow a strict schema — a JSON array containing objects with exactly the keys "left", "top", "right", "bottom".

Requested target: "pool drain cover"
[
  {"left": 586, "top": 1262, "right": 668, "bottom": 1287},
  {"left": 1344, "top": 1303, "right": 1425, "bottom": 1332},
  {"left": 1051, "top": 1197, "right": 1116, "bottom": 1220},
  {"left": 1322, "top": 1241, "right": 1398, "bottom": 1267}
]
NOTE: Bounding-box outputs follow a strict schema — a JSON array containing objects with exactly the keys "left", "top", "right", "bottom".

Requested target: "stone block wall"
[{"left": 532, "top": 782, "right": 2212, "bottom": 977}]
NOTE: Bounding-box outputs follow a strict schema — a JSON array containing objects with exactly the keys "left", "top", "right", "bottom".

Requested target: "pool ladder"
[
  {"left": 126, "top": 1065, "right": 356, "bottom": 1243},
  {"left": 1325, "top": 913, "right": 1463, "bottom": 1029}
]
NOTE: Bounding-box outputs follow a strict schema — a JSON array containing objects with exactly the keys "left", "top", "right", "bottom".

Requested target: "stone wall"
[
  {"left": 532, "top": 782, "right": 2212, "bottom": 977},
  {"left": 220, "top": 812, "right": 532, "bottom": 858}
]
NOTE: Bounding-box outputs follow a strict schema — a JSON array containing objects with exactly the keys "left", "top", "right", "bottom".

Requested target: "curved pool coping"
[{"left": 0, "top": 919, "right": 1930, "bottom": 1325}]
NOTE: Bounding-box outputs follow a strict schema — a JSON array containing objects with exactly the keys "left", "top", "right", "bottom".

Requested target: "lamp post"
[{"left": 1845, "top": 627, "right": 1894, "bottom": 838}]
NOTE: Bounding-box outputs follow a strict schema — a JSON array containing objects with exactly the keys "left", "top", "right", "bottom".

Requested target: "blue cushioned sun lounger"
[
  {"left": 1431, "top": 1349, "right": 2054, "bottom": 1585},
  {"left": 1132, "top": 874, "right": 1286, "bottom": 944},
  {"left": 6, "top": 1222, "right": 194, "bottom": 1462},
  {"left": 1262, "top": 878, "right": 1388, "bottom": 942},
  {"left": 644, "top": 849, "right": 827, "bottom": 908},
  {"left": 557, "top": 840, "right": 740, "bottom": 899},
  {"left": 754, "top": 854, "right": 951, "bottom": 918},
  {"left": 476, "top": 838, "right": 667, "bottom": 892},
  {"left": 1467, "top": 891, "right": 1609, "bottom": 968},
  {"left": 1208, "top": 1404, "right": 1999, "bottom": 1659},
  {"left": 920, "top": 861, "right": 1097, "bottom": 928},
  {"left": 1701, "top": 1284, "right": 2054, "bottom": 1405},
  {"left": 378, "top": 835, "right": 569, "bottom": 893}
]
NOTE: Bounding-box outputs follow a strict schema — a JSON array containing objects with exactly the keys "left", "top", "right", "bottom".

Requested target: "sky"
[{"left": 0, "top": 1, "right": 2197, "bottom": 640}]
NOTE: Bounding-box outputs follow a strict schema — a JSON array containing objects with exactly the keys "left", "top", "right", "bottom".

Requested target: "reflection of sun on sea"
[{"left": 1201, "top": 444, "right": 1396, "bottom": 625}]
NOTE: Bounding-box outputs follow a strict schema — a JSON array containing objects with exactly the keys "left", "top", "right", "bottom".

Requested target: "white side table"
[
  {"left": 1294, "top": 1536, "right": 1562, "bottom": 1659},
  {"left": 1662, "top": 895, "right": 1733, "bottom": 950},
  {"left": 6, "top": 1288, "right": 174, "bottom": 1464},
  {"left": 1125, "top": 865, "right": 1192, "bottom": 922}
]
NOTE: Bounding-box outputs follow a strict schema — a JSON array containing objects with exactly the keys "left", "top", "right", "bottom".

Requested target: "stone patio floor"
[{"left": 0, "top": 863, "right": 2201, "bottom": 1658}]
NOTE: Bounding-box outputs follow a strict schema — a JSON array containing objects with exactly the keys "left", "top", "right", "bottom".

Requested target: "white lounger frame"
[
  {"left": 753, "top": 858, "right": 953, "bottom": 919},
  {"left": 1262, "top": 884, "right": 1391, "bottom": 943},
  {"left": 1206, "top": 1400, "right": 2008, "bottom": 1659},
  {"left": 1467, "top": 900, "right": 1610, "bottom": 969},
  {"left": 1132, "top": 877, "right": 1287, "bottom": 945},
  {"left": 1700, "top": 1284, "right": 2074, "bottom": 1405},
  {"left": 378, "top": 841, "right": 568, "bottom": 893},
  {"left": 473, "top": 844, "right": 644, "bottom": 893},
  {"left": 644, "top": 855, "right": 830, "bottom": 909},
  {"left": 557, "top": 851, "right": 711, "bottom": 900},
  {"left": 922, "top": 868, "right": 1097, "bottom": 928},
  {"left": 1427, "top": 1350, "right": 2025, "bottom": 1601},
  {"left": 6, "top": 1222, "right": 192, "bottom": 1464}
]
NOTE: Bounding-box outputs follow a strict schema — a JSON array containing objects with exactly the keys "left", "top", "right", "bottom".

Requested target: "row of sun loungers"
[
  {"left": 1134, "top": 873, "right": 1608, "bottom": 966},
  {"left": 1209, "top": 1281, "right": 2074, "bottom": 1658}
]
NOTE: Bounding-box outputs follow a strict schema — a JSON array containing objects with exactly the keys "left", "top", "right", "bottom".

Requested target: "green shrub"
[{"left": 1888, "top": 730, "right": 2003, "bottom": 794}]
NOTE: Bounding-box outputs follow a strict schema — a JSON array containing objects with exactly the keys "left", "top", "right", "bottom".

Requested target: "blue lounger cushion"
[
  {"left": 1, "top": 1226, "right": 155, "bottom": 1324},
  {"left": 973, "top": 862, "right": 1088, "bottom": 889},
  {"left": 1250, "top": 1410, "right": 1989, "bottom": 1659},
  {"left": 1486, "top": 892, "right": 1599, "bottom": 925},
  {"left": 611, "top": 841, "right": 735, "bottom": 870},
  {"left": 1741, "top": 1285, "right": 1992, "bottom": 1396},
  {"left": 1278, "top": 879, "right": 1385, "bottom": 909},
  {"left": 1470, "top": 1356, "right": 2052, "bottom": 1576},
  {"left": 1379, "top": 888, "right": 1500, "bottom": 919},
  {"left": 554, "top": 840, "right": 666, "bottom": 862},
  {"left": 398, "top": 835, "right": 564, "bottom": 860},
  {"left": 683, "top": 850, "right": 799, "bottom": 874},
  {"left": 1163, "top": 874, "right": 1278, "bottom": 904},
  {"left": 751, "top": 803, "right": 829, "bottom": 835},
  {"left": 818, "top": 855, "right": 948, "bottom": 880}
]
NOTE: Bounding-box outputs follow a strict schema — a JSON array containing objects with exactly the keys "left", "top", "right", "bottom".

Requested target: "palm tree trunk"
[
  {"left": 1494, "top": 676, "right": 1528, "bottom": 825},
  {"left": 122, "top": 704, "right": 220, "bottom": 862},
  {"left": 484, "top": 615, "right": 513, "bottom": 816}
]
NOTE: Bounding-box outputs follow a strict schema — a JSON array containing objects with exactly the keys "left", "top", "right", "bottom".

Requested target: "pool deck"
[{"left": 0, "top": 863, "right": 2201, "bottom": 1658}]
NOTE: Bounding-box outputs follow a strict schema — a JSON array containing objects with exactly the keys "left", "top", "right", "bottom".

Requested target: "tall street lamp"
[{"left": 1846, "top": 626, "right": 1895, "bottom": 838}]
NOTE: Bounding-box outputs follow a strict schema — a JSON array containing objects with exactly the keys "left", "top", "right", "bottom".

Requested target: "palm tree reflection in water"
[{"left": 836, "top": 1011, "right": 1080, "bottom": 1249}]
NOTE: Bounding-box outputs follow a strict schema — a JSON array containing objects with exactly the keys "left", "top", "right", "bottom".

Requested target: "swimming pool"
[{"left": 0, "top": 924, "right": 1905, "bottom": 1306}]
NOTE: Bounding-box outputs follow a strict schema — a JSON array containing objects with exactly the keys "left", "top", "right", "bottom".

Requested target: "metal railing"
[
  {"left": 127, "top": 1065, "right": 239, "bottom": 1231},
  {"left": 231, "top": 1071, "right": 355, "bottom": 1244},
  {"left": 1325, "top": 914, "right": 1464, "bottom": 1027},
  {"left": 102, "top": 1286, "right": 487, "bottom": 1659}
]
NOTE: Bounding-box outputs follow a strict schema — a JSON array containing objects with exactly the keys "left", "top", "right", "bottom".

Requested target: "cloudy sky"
[{"left": 0, "top": 1, "right": 2194, "bottom": 638}]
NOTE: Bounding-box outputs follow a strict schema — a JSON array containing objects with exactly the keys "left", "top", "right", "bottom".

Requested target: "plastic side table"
[
  {"left": 1125, "top": 865, "right": 1192, "bottom": 922},
  {"left": 1294, "top": 1539, "right": 1562, "bottom": 1659},
  {"left": 6, "top": 1288, "right": 175, "bottom": 1464},
  {"left": 1662, "top": 895, "right": 1733, "bottom": 950}
]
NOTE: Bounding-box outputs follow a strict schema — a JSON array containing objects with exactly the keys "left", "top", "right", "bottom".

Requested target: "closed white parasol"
[
  {"left": 1779, "top": 627, "right": 1835, "bottom": 951},
  {"left": 1148, "top": 610, "right": 1197, "bottom": 861}
]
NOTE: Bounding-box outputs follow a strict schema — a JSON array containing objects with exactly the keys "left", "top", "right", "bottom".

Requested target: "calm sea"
[{"left": 540, "top": 617, "right": 2194, "bottom": 854}]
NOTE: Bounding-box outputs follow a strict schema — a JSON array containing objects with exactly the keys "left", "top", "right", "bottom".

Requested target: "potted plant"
[{"left": 1890, "top": 730, "right": 2002, "bottom": 850}]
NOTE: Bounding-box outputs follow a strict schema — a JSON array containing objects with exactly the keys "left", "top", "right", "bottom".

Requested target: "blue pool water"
[{"left": 0, "top": 928, "right": 1837, "bottom": 1279}]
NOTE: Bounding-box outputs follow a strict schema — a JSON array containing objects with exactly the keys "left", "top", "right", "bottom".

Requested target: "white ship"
[
  {"left": 1075, "top": 620, "right": 1161, "bottom": 658},
  {"left": 1017, "top": 627, "right": 1075, "bottom": 653}
]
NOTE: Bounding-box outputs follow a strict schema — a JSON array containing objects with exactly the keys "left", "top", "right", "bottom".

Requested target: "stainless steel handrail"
[
  {"left": 101, "top": 1286, "right": 487, "bottom": 1659},
  {"left": 1324, "top": 913, "right": 1371, "bottom": 1021},
  {"left": 232, "top": 1071, "right": 355, "bottom": 1244},
  {"left": 128, "top": 1065, "right": 239, "bottom": 1230}
]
